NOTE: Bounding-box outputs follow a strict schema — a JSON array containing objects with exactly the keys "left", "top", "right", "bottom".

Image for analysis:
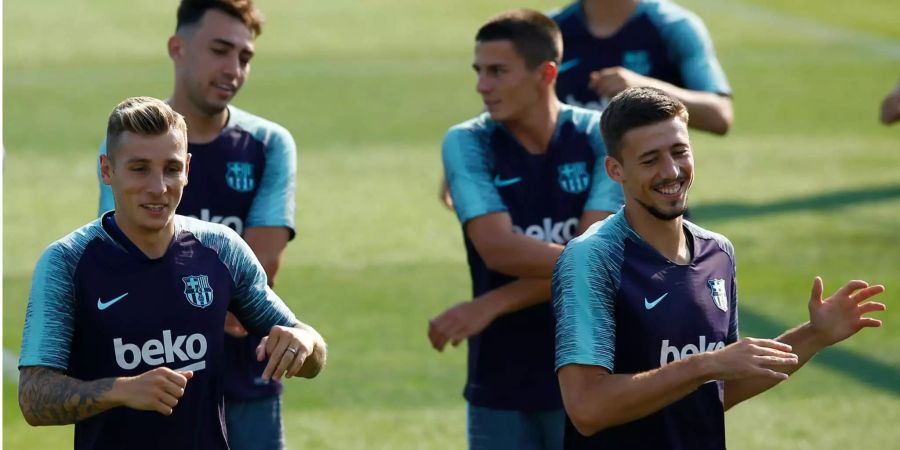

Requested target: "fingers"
[
  {"left": 744, "top": 337, "right": 793, "bottom": 353},
  {"left": 256, "top": 336, "right": 269, "bottom": 362},
  {"left": 285, "top": 345, "right": 311, "bottom": 379},
  {"left": 858, "top": 317, "right": 883, "bottom": 328},
  {"left": 755, "top": 368, "right": 790, "bottom": 381},
  {"left": 261, "top": 333, "right": 290, "bottom": 381},
  {"left": 858, "top": 301, "right": 887, "bottom": 315},
  {"left": 851, "top": 285, "right": 886, "bottom": 304},
  {"left": 834, "top": 279, "right": 870, "bottom": 299},
  {"left": 428, "top": 320, "right": 449, "bottom": 352}
]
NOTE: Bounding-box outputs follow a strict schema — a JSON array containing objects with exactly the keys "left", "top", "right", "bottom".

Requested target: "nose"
[
  {"left": 476, "top": 73, "right": 491, "bottom": 95},
  {"left": 146, "top": 169, "right": 167, "bottom": 197},
  {"left": 222, "top": 54, "right": 240, "bottom": 78},
  {"left": 659, "top": 153, "right": 680, "bottom": 180}
]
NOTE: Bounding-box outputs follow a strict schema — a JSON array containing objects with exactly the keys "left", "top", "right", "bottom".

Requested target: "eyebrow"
[{"left": 211, "top": 38, "right": 255, "bottom": 57}]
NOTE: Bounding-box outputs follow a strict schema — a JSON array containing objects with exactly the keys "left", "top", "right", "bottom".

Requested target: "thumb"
[
  {"left": 809, "top": 276, "right": 824, "bottom": 310},
  {"left": 181, "top": 370, "right": 194, "bottom": 381}
]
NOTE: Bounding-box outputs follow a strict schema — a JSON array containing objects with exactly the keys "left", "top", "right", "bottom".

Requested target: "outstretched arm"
[
  {"left": 724, "top": 277, "right": 886, "bottom": 409},
  {"left": 560, "top": 337, "right": 797, "bottom": 436},
  {"left": 19, "top": 366, "right": 192, "bottom": 426}
]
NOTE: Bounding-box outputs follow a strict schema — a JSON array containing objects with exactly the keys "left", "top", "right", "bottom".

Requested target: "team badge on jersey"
[
  {"left": 226, "top": 162, "right": 255, "bottom": 192},
  {"left": 708, "top": 279, "right": 728, "bottom": 312},
  {"left": 623, "top": 51, "right": 652, "bottom": 75},
  {"left": 557, "top": 162, "right": 591, "bottom": 194},
  {"left": 183, "top": 275, "right": 214, "bottom": 308}
]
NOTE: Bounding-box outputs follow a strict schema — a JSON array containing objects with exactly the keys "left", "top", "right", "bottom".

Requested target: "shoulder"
[
  {"left": 560, "top": 104, "right": 602, "bottom": 133},
  {"left": 36, "top": 220, "right": 108, "bottom": 276},
  {"left": 176, "top": 215, "right": 244, "bottom": 251},
  {"left": 640, "top": 0, "right": 706, "bottom": 32},
  {"left": 442, "top": 113, "right": 496, "bottom": 157},
  {"left": 227, "top": 105, "right": 295, "bottom": 149},
  {"left": 444, "top": 113, "right": 494, "bottom": 143},
  {"left": 548, "top": 2, "right": 581, "bottom": 24},
  {"left": 685, "top": 220, "right": 735, "bottom": 258},
  {"left": 561, "top": 212, "right": 631, "bottom": 268}
]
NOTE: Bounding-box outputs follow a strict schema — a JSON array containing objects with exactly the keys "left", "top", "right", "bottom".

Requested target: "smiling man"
[
  {"left": 429, "top": 9, "right": 623, "bottom": 450},
  {"left": 95, "top": 2, "right": 298, "bottom": 448},
  {"left": 552, "top": 87, "right": 886, "bottom": 449},
  {"left": 20, "top": 97, "right": 325, "bottom": 450}
]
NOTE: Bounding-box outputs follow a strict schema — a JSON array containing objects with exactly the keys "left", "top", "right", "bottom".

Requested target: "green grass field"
[{"left": 4, "top": 0, "right": 899, "bottom": 448}]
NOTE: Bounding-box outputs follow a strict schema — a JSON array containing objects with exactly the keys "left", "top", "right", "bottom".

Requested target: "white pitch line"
[{"left": 691, "top": 0, "right": 900, "bottom": 59}]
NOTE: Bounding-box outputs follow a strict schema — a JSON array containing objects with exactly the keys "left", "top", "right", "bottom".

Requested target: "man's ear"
[
  {"left": 168, "top": 35, "right": 185, "bottom": 62},
  {"left": 605, "top": 155, "right": 624, "bottom": 183},
  {"left": 100, "top": 154, "right": 113, "bottom": 186},
  {"left": 541, "top": 61, "right": 559, "bottom": 85}
]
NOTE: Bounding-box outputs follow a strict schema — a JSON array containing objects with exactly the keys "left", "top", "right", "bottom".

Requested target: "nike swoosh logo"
[
  {"left": 558, "top": 58, "right": 580, "bottom": 73},
  {"left": 493, "top": 175, "right": 522, "bottom": 187},
  {"left": 97, "top": 293, "right": 129, "bottom": 310},
  {"left": 644, "top": 293, "right": 668, "bottom": 310}
]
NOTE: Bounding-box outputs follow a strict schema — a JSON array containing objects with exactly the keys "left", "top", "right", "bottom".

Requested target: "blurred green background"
[{"left": 4, "top": 0, "right": 899, "bottom": 448}]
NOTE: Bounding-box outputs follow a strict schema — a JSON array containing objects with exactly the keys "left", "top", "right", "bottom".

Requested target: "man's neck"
[
  {"left": 167, "top": 92, "right": 228, "bottom": 144},
  {"left": 582, "top": 0, "right": 640, "bottom": 38},
  {"left": 113, "top": 214, "right": 176, "bottom": 260},
  {"left": 624, "top": 205, "right": 690, "bottom": 264},
  {"left": 503, "top": 97, "right": 561, "bottom": 155}
]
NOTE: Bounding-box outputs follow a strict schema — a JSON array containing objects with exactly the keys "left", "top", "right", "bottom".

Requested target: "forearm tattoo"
[{"left": 19, "top": 366, "right": 116, "bottom": 425}]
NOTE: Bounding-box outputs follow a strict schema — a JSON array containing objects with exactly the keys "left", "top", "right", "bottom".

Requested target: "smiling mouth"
[
  {"left": 213, "top": 83, "right": 236, "bottom": 94},
  {"left": 653, "top": 178, "right": 686, "bottom": 196},
  {"left": 141, "top": 203, "right": 168, "bottom": 213}
]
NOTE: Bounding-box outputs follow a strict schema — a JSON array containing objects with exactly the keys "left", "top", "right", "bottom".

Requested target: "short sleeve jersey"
[
  {"left": 552, "top": 211, "right": 739, "bottom": 449},
  {"left": 442, "top": 104, "right": 623, "bottom": 411},
  {"left": 551, "top": 0, "right": 731, "bottom": 112},
  {"left": 19, "top": 214, "right": 298, "bottom": 450},
  {"left": 97, "top": 105, "right": 297, "bottom": 401}
]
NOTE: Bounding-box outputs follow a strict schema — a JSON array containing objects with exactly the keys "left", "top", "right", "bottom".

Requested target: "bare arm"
[
  {"left": 243, "top": 226, "right": 291, "bottom": 288},
  {"left": 725, "top": 278, "right": 886, "bottom": 410},
  {"left": 19, "top": 366, "right": 191, "bottom": 426},
  {"left": 560, "top": 338, "right": 797, "bottom": 436},
  {"left": 590, "top": 67, "right": 733, "bottom": 135},
  {"left": 466, "top": 212, "right": 565, "bottom": 278},
  {"left": 467, "top": 210, "right": 612, "bottom": 279}
]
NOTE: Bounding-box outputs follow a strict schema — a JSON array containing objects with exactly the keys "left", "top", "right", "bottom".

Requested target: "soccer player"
[
  {"left": 552, "top": 87, "right": 886, "bottom": 449},
  {"left": 880, "top": 80, "right": 900, "bottom": 125},
  {"left": 19, "top": 97, "right": 326, "bottom": 450},
  {"left": 429, "top": 10, "right": 623, "bottom": 450},
  {"left": 96, "top": 1, "right": 297, "bottom": 448},
  {"left": 551, "top": 0, "right": 733, "bottom": 135}
]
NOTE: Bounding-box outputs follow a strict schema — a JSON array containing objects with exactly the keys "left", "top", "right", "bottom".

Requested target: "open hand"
[{"left": 808, "top": 277, "right": 886, "bottom": 347}]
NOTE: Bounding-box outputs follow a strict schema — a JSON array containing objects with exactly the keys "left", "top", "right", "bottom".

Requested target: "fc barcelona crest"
[
  {"left": 226, "top": 162, "right": 255, "bottom": 193},
  {"left": 557, "top": 162, "right": 591, "bottom": 194},
  {"left": 707, "top": 279, "right": 728, "bottom": 312},
  {"left": 623, "top": 51, "right": 652, "bottom": 75},
  {"left": 183, "top": 275, "right": 214, "bottom": 308}
]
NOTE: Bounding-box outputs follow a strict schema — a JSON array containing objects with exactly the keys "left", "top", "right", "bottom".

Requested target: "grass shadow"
[
  {"left": 692, "top": 185, "right": 900, "bottom": 222},
  {"left": 739, "top": 307, "right": 899, "bottom": 396}
]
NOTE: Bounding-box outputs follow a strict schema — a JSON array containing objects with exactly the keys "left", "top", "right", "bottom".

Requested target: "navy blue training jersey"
[
  {"left": 20, "top": 214, "right": 298, "bottom": 450},
  {"left": 552, "top": 211, "right": 739, "bottom": 449},
  {"left": 551, "top": 0, "right": 731, "bottom": 112},
  {"left": 98, "top": 105, "right": 297, "bottom": 401},
  {"left": 443, "top": 104, "right": 623, "bottom": 411}
]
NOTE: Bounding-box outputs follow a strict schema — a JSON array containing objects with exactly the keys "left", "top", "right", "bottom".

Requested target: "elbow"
[
  {"left": 711, "top": 100, "right": 734, "bottom": 136},
  {"left": 565, "top": 402, "right": 610, "bottom": 437},
  {"left": 19, "top": 396, "right": 43, "bottom": 427}
]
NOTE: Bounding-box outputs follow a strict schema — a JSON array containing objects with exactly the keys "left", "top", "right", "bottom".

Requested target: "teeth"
[{"left": 655, "top": 182, "right": 681, "bottom": 195}]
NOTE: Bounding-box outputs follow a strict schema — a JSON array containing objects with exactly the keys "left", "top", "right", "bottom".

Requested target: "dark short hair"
[
  {"left": 601, "top": 87, "right": 689, "bottom": 160},
  {"left": 176, "top": 0, "right": 264, "bottom": 37},
  {"left": 475, "top": 9, "right": 562, "bottom": 69},
  {"left": 106, "top": 97, "right": 188, "bottom": 161}
]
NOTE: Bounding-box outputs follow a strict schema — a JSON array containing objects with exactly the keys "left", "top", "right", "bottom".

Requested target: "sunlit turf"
[{"left": 4, "top": 0, "right": 899, "bottom": 448}]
